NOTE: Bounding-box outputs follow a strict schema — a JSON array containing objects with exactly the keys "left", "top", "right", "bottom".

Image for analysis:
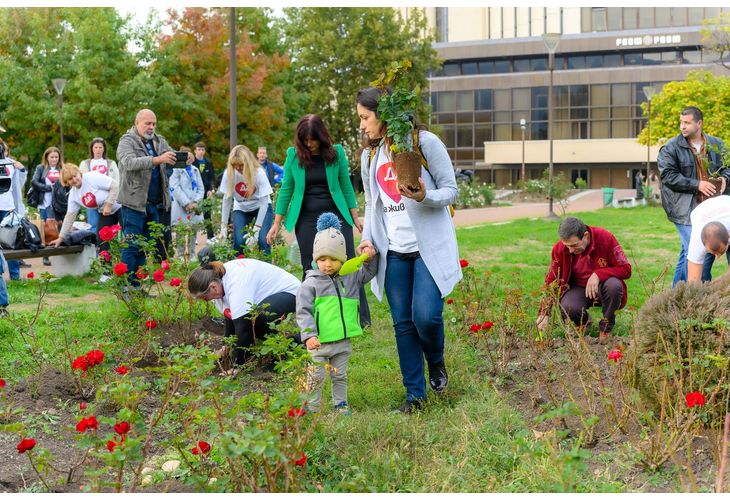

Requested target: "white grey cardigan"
[{"left": 361, "top": 130, "right": 462, "bottom": 300}]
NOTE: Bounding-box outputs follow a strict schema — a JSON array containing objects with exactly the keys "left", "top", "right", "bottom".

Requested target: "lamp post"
[
  {"left": 642, "top": 85, "right": 656, "bottom": 193},
  {"left": 229, "top": 7, "right": 237, "bottom": 149},
  {"left": 542, "top": 32, "right": 561, "bottom": 220},
  {"left": 52, "top": 78, "right": 67, "bottom": 158},
  {"left": 520, "top": 118, "right": 527, "bottom": 190}
]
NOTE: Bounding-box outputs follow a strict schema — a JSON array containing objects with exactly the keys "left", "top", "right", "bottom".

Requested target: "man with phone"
[{"left": 116, "top": 108, "right": 193, "bottom": 296}]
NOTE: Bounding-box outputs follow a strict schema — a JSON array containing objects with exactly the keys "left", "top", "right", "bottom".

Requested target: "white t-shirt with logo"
[
  {"left": 68, "top": 171, "right": 121, "bottom": 214},
  {"left": 212, "top": 259, "right": 300, "bottom": 320},
  {"left": 0, "top": 162, "right": 16, "bottom": 211},
  {"left": 688, "top": 195, "right": 730, "bottom": 264},
  {"left": 372, "top": 147, "right": 418, "bottom": 253},
  {"left": 87, "top": 159, "right": 111, "bottom": 176},
  {"left": 218, "top": 167, "right": 272, "bottom": 212},
  {"left": 41, "top": 166, "right": 61, "bottom": 209}
]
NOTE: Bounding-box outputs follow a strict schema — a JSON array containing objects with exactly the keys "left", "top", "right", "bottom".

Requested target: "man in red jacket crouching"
[{"left": 537, "top": 217, "right": 632, "bottom": 341}]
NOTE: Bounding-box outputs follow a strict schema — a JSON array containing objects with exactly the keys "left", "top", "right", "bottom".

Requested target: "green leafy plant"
[{"left": 370, "top": 60, "right": 420, "bottom": 154}]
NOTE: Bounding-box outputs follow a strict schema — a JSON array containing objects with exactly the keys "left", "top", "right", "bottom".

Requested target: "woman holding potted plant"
[{"left": 355, "top": 85, "right": 461, "bottom": 413}]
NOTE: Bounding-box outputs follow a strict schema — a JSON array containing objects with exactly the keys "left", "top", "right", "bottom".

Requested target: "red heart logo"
[
  {"left": 223, "top": 308, "right": 232, "bottom": 319},
  {"left": 82, "top": 192, "right": 97, "bottom": 208},
  {"left": 234, "top": 182, "right": 248, "bottom": 197},
  {"left": 93, "top": 164, "right": 108, "bottom": 175},
  {"left": 376, "top": 162, "right": 400, "bottom": 203}
]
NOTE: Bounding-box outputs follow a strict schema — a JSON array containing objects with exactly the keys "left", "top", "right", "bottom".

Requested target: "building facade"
[{"left": 408, "top": 7, "right": 728, "bottom": 188}]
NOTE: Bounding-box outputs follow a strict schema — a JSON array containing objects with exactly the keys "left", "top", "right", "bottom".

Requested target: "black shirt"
[{"left": 301, "top": 155, "right": 338, "bottom": 215}]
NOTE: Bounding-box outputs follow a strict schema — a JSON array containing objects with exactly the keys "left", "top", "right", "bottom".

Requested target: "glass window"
[
  {"left": 457, "top": 91, "right": 473, "bottom": 111},
  {"left": 567, "top": 55, "right": 586, "bottom": 69},
  {"left": 586, "top": 55, "right": 603, "bottom": 68},
  {"left": 478, "top": 61, "right": 495, "bottom": 74},
  {"left": 591, "top": 121, "right": 610, "bottom": 139},
  {"left": 612, "top": 107, "right": 631, "bottom": 119},
  {"left": 624, "top": 52, "right": 642, "bottom": 65},
  {"left": 494, "top": 90, "right": 511, "bottom": 110},
  {"left": 655, "top": 7, "right": 671, "bottom": 27},
  {"left": 671, "top": 7, "right": 687, "bottom": 26},
  {"left": 591, "top": 84, "right": 610, "bottom": 106},
  {"left": 475, "top": 90, "right": 493, "bottom": 110},
  {"left": 643, "top": 52, "right": 661, "bottom": 65},
  {"left": 607, "top": 8, "right": 622, "bottom": 30},
  {"left": 474, "top": 110, "right": 492, "bottom": 122},
  {"left": 443, "top": 63, "right": 460, "bottom": 77},
  {"left": 706, "top": 8, "right": 720, "bottom": 20},
  {"left": 623, "top": 8, "right": 638, "bottom": 29},
  {"left": 435, "top": 113, "right": 455, "bottom": 124},
  {"left": 554, "top": 86, "right": 569, "bottom": 107},
  {"left": 531, "top": 122, "right": 547, "bottom": 140},
  {"left": 570, "top": 85, "right": 589, "bottom": 107},
  {"left": 494, "top": 111, "right": 511, "bottom": 123},
  {"left": 441, "top": 125, "right": 456, "bottom": 148},
  {"left": 684, "top": 50, "right": 702, "bottom": 64},
  {"left": 592, "top": 7, "right": 607, "bottom": 31},
  {"left": 429, "top": 93, "right": 438, "bottom": 112},
  {"left": 494, "top": 124, "right": 512, "bottom": 141},
  {"left": 513, "top": 58, "right": 530, "bottom": 72},
  {"left": 662, "top": 50, "right": 680, "bottom": 63},
  {"left": 688, "top": 8, "right": 704, "bottom": 25},
  {"left": 639, "top": 8, "right": 654, "bottom": 28},
  {"left": 573, "top": 122, "right": 588, "bottom": 139},
  {"left": 554, "top": 121, "right": 571, "bottom": 140},
  {"left": 591, "top": 107, "right": 609, "bottom": 119},
  {"left": 475, "top": 124, "right": 492, "bottom": 144},
  {"left": 532, "top": 108, "right": 548, "bottom": 122},
  {"left": 532, "top": 87, "right": 548, "bottom": 108},
  {"left": 604, "top": 54, "right": 620, "bottom": 67},
  {"left": 437, "top": 92, "right": 456, "bottom": 112},
  {"left": 456, "top": 111, "right": 473, "bottom": 123},
  {"left": 612, "top": 84, "right": 631, "bottom": 105},
  {"left": 612, "top": 120, "right": 631, "bottom": 137},
  {"left": 531, "top": 57, "right": 548, "bottom": 71},
  {"left": 462, "top": 62, "right": 478, "bottom": 75},
  {"left": 554, "top": 108, "right": 569, "bottom": 120},
  {"left": 494, "top": 59, "right": 510, "bottom": 73},
  {"left": 513, "top": 88, "right": 530, "bottom": 109},
  {"left": 571, "top": 108, "right": 588, "bottom": 119},
  {"left": 456, "top": 126, "right": 473, "bottom": 147}
]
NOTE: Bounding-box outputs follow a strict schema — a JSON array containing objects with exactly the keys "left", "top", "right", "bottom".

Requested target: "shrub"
[{"left": 455, "top": 180, "right": 494, "bottom": 209}]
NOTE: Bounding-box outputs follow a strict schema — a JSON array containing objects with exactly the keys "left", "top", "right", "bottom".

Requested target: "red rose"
[
  {"left": 685, "top": 391, "right": 706, "bottom": 408},
  {"left": 115, "top": 365, "right": 130, "bottom": 375},
  {"left": 136, "top": 268, "right": 148, "bottom": 280},
  {"left": 293, "top": 451, "right": 307, "bottom": 467},
  {"left": 446, "top": 298, "right": 454, "bottom": 304},
  {"left": 86, "top": 350, "right": 104, "bottom": 366},
  {"left": 287, "top": 407, "right": 307, "bottom": 418},
  {"left": 607, "top": 350, "right": 623, "bottom": 363},
  {"left": 237, "top": 254, "right": 245, "bottom": 259},
  {"left": 152, "top": 269, "right": 165, "bottom": 282},
  {"left": 76, "top": 416, "right": 98, "bottom": 433},
  {"left": 72, "top": 356, "right": 89, "bottom": 372},
  {"left": 114, "top": 421, "right": 131, "bottom": 436},
  {"left": 17, "top": 437, "right": 36, "bottom": 454},
  {"left": 469, "top": 324, "right": 481, "bottom": 333},
  {"left": 98, "top": 226, "right": 115, "bottom": 242},
  {"left": 107, "top": 439, "right": 118, "bottom": 452},
  {"left": 99, "top": 250, "right": 111, "bottom": 262},
  {"left": 26, "top": 272, "right": 34, "bottom": 279},
  {"left": 0, "top": 379, "right": 5, "bottom": 388},
  {"left": 482, "top": 321, "right": 494, "bottom": 331},
  {"left": 145, "top": 319, "right": 158, "bottom": 330},
  {"left": 161, "top": 260, "right": 170, "bottom": 271},
  {"left": 191, "top": 440, "right": 211, "bottom": 455},
  {"left": 79, "top": 402, "right": 87, "bottom": 411},
  {"left": 110, "top": 224, "right": 122, "bottom": 237},
  {"left": 113, "top": 262, "right": 128, "bottom": 276},
  {"left": 459, "top": 259, "right": 469, "bottom": 268},
  {"left": 169, "top": 277, "right": 182, "bottom": 287}
]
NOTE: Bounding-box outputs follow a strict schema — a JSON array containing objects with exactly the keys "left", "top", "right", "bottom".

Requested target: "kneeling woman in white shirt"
[
  {"left": 188, "top": 258, "right": 300, "bottom": 366},
  {"left": 49, "top": 163, "right": 120, "bottom": 252}
]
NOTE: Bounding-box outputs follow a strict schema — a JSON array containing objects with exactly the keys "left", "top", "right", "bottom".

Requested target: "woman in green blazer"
[{"left": 267, "top": 114, "right": 370, "bottom": 325}]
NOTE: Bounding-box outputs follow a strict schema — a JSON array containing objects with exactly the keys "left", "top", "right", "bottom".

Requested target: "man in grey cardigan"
[{"left": 116, "top": 109, "right": 192, "bottom": 292}]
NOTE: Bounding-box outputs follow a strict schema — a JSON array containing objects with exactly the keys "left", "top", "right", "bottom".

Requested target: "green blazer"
[{"left": 275, "top": 144, "right": 357, "bottom": 232}]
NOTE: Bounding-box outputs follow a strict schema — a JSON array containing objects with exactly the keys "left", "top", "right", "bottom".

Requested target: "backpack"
[
  {"left": 51, "top": 181, "right": 70, "bottom": 219},
  {"left": 369, "top": 129, "right": 456, "bottom": 217}
]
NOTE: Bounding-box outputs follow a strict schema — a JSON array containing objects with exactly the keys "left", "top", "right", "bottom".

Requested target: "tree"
[
  {"left": 637, "top": 71, "right": 730, "bottom": 147},
  {"left": 701, "top": 13, "right": 730, "bottom": 72},
  {"left": 280, "top": 7, "right": 440, "bottom": 158}
]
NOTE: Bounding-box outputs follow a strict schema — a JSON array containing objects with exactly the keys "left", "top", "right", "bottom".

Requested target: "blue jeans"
[
  {"left": 86, "top": 208, "right": 99, "bottom": 233},
  {"left": 672, "top": 223, "right": 724, "bottom": 286},
  {"left": 120, "top": 204, "right": 160, "bottom": 288},
  {"left": 0, "top": 253, "right": 9, "bottom": 306},
  {"left": 232, "top": 204, "right": 273, "bottom": 255},
  {"left": 384, "top": 251, "right": 445, "bottom": 402},
  {"left": 0, "top": 210, "right": 20, "bottom": 280}
]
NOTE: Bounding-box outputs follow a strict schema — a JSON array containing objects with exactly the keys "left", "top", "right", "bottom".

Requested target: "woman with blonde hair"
[
  {"left": 218, "top": 145, "right": 273, "bottom": 254},
  {"left": 48, "top": 163, "right": 120, "bottom": 253}
]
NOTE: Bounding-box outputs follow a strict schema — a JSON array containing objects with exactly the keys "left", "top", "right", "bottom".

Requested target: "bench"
[
  {"left": 613, "top": 197, "right": 636, "bottom": 208},
  {"left": 1, "top": 244, "right": 97, "bottom": 277}
]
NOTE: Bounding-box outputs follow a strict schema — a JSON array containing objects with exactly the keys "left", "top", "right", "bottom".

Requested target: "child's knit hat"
[{"left": 312, "top": 212, "right": 347, "bottom": 263}]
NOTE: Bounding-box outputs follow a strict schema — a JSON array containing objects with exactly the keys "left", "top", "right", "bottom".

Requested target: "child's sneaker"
[
  {"left": 334, "top": 402, "right": 351, "bottom": 416},
  {"left": 0, "top": 307, "right": 8, "bottom": 319}
]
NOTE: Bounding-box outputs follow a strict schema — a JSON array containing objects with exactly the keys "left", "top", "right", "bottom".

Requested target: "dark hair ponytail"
[{"left": 187, "top": 261, "right": 226, "bottom": 296}]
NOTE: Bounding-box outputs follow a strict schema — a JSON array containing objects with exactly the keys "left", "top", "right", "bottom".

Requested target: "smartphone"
[{"left": 173, "top": 151, "right": 188, "bottom": 168}]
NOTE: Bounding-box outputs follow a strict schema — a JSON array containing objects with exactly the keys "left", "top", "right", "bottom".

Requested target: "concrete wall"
[{"left": 484, "top": 138, "right": 660, "bottom": 165}]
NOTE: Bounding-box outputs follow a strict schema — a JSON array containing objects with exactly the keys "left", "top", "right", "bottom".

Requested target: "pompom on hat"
[{"left": 312, "top": 212, "right": 347, "bottom": 263}]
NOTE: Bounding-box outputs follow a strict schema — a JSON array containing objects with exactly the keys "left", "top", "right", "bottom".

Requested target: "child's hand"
[
  {"left": 364, "top": 245, "right": 377, "bottom": 261},
  {"left": 305, "top": 337, "right": 321, "bottom": 350}
]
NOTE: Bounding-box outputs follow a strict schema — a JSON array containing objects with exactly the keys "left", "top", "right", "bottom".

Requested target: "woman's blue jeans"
[
  {"left": 232, "top": 204, "right": 273, "bottom": 255},
  {"left": 0, "top": 210, "right": 20, "bottom": 280},
  {"left": 384, "top": 251, "right": 445, "bottom": 402}
]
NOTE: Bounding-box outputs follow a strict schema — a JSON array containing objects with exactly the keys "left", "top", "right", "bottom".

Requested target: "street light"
[
  {"left": 542, "top": 32, "right": 561, "bottom": 220},
  {"left": 642, "top": 85, "right": 657, "bottom": 195},
  {"left": 520, "top": 118, "right": 527, "bottom": 191},
  {"left": 229, "top": 8, "right": 237, "bottom": 149},
  {"left": 52, "top": 78, "right": 67, "bottom": 158}
]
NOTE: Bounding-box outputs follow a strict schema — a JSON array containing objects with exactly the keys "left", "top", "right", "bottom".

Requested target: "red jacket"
[{"left": 541, "top": 226, "right": 631, "bottom": 313}]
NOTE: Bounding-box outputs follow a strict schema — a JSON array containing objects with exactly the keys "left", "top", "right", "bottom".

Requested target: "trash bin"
[{"left": 602, "top": 187, "right": 615, "bottom": 206}]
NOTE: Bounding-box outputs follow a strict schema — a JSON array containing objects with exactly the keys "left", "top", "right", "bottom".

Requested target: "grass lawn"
[{"left": 0, "top": 205, "right": 715, "bottom": 492}]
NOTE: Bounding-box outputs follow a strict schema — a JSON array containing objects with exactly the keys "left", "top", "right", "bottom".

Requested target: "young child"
[{"left": 296, "top": 212, "right": 377, "bottom": 415}]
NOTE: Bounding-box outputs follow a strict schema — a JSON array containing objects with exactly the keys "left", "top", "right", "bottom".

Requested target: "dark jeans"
[
  {"left": 672, "top": 223, "right": 718, "bottom": 286},
  {"left": 203, "top": 203, "right": 214, "bottom": 239},
  {"left": 0, "top": 210, "right": 20, "bottom": 280},
  {"left": 559, "top": 277, "right": 623, "bottom": 332},
  {"left": 97, "top": 211, "right": 120, "bottom": 254},
  {"left": 232, "top": 204, "right": 273, "bottom": 255},
  {"left": 224, "top": 291, "right": 297, "bottom": 365},
  {"left": 120, "top": 204, "right": 160, "bottom": 288},
  {"left": 0, "top": 253, "right": 9, "bottom": 305},
  {"left": 156, "top": 206, "right": 172, "bottom": 261},
  {"left": 384, "top": 251, "right": 444, "bottom": 402}
]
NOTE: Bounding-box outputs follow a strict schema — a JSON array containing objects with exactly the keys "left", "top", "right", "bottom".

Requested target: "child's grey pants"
[{"left": 306, "top": 338, "right": 352, "bottom": 412}]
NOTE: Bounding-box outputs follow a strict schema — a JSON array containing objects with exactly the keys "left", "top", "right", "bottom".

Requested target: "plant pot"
[
  {"left": 393, "top": 151, "right": 422, "bottom": 192},
  {"left": 708, "top": 177, "right": 724, "bottom": 197}
]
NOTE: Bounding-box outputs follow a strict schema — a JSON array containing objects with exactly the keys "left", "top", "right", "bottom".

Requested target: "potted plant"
[
  {"left": 370, "top": 60, "right": 422, "bottom": 191},
  {"left": 705, "top": 143, "right": 727, "bottom": 197}
]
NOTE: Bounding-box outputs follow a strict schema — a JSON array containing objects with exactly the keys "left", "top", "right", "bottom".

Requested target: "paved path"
[{"left": 10, "top": 189, "right": 637, "bottom": 278}]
